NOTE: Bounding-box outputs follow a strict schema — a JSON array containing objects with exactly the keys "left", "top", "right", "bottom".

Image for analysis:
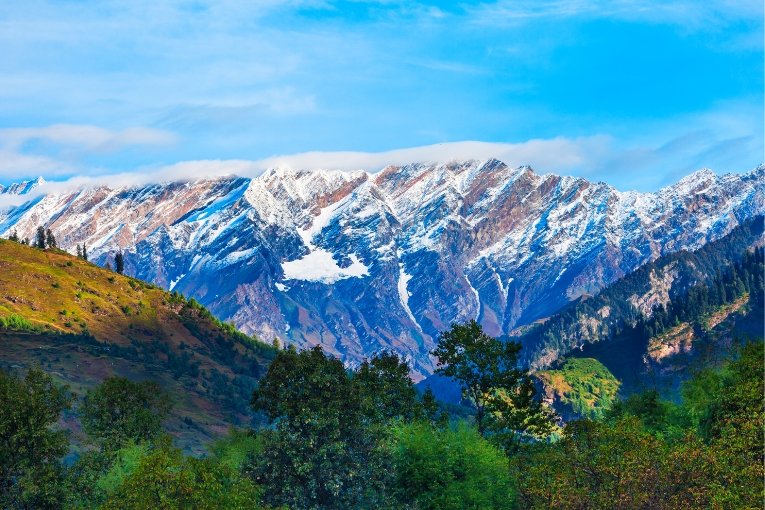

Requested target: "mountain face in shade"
[{"left": 1, "top": 161, "right": 763, "bottom": 377}]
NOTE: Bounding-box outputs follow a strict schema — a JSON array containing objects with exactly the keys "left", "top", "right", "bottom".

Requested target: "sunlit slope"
[{"left": 0, "top": 240, "right": 276, "bottom": 453}]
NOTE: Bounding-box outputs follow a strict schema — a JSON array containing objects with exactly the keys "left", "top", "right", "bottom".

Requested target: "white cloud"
[
  {"left": 252, "top": 137, "right": 612, "bottom": 174},
  {"left": 4, "top": 138, "right": 606, "bottom": 204},
  {"left": 0, "top": 124, "right": 177, "bottom": 153},
  {"left": 0, "top": 124, "right": 178, "bottom": 183}
]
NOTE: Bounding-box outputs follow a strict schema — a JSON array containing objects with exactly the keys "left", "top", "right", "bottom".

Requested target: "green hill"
[
  {"left": 0, "top": 239, "right": 276, "bottom": 453},
  {"left": 536, "top": 358, "right": 620, "bottom": 420}
]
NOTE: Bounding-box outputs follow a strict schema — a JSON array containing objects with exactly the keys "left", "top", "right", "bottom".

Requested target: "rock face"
[{"left": 1, "top": 161, "right": 763, "bottom": 377}]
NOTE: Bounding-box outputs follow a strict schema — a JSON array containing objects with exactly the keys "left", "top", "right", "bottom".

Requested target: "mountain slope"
[
  {"left": 421, "top": 218, "right": 764, "bottom": 411},
  {"left": 517, "top": 215, "right": 764, "bottom": 368},
  {"left": 569, "top": 244, "right": 764, "bottom": 396},
  {"left": 1, "top": 162, "right": 763, "bottom": 376},
  {"left": 0, "top": 239, "right": 276, "bottom": 453}
]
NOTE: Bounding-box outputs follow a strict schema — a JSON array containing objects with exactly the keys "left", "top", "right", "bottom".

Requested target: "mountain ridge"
[{"left": 2, "top": 161, "right": 763, "bottom": 376}]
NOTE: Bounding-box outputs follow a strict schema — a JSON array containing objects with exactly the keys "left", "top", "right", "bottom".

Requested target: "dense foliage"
[
  {"left": 392, "top": 422, "right": 516, "bottom": 509},
  {"left": 80, "top": 377, "right": 172, "bottom": 451},
  {"left": 250, "top": 347, "right": 418, "bottom": 509},
  {"left": 0, "top": 368, "right": 71, "bottom": 509},
  {"left": 433, "top": 320, "right": 554, "bottom": 450},
  {"left": 0, "top": 337, "right": 762, "bottom": 509}
]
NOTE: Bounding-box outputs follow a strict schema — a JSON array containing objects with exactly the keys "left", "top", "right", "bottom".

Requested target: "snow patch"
[
  {"left": 169, "top": 273, "right": 186, "bottom": 291},
  {"left": 282, "top": 249, "right": 368, "bottom": 284},
  {"left": 398, "top": 263, "right": 420, "bottom": 328},
  {"left": 282, "top": 197, "right": 369, "bottom": 283},
  {"left": 465, "top": 275, "right": 481, "bottom": 320}
]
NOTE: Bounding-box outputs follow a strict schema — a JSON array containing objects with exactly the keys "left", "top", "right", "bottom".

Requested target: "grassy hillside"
[
  {"left": 536, "top": 358, "right": 620, "bottom": 420},
  {"left": 0, "top": 239, "right": 276, "bottom": 453}
]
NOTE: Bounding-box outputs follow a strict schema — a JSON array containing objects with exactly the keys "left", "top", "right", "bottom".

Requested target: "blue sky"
[{"left": 0, "top": 0, "right": 762, "bottom": 190}]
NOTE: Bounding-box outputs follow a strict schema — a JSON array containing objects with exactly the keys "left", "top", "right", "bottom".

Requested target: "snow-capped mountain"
[
  {"left": 0, "top": 176, "right": 45, "bottom": 195},
  {"left": 1, "top": 161, "right": 763, "bottom": 377}
]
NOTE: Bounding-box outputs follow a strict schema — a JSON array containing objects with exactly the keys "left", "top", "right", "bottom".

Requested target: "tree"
[
  {"left": 432, "top": 320, "right": 553, "bottom": 444},
  {"left": 0, "top": 367, "right": 72, "bottom": 509},
  {"left": 99, "top": 440, "right": 263, "bottom": 510},
  {"left": 35, "top": 226, "right": 46, "bottom": 249},
  {"left": 251, "top": 346, "right": 395, "bottom": 509},
  {"left": 8, "top": 230, "right": 18, "bottom": 242},
  {"left": 81, "top": 377, "right": 172, "bottom": 451},
  {"left": 81, "top": 243, "right": 88, "bottom": 261},
  {"left": 697, "top": 342, "right": 764, "bottom": 507},
  {"left": 392, "top": 422, "right": 516, "bottom": 510},
  {"left": 114, "top": 252, "right": 124, "bottom": 274},
  {"left": 76, "top": 244, "right": 82, "bottom": 258},
  {"left": 513, "top": 417, "right": 714, "bottom": 509},
  {"left": 421, "top": 387, "right": 449, "bottom": 427},
  {"left": 353, "top": 351, "right": 422, "bottom": 424},
  {"left": 45, "top": 229, "right": 56, "bottom": 249}
]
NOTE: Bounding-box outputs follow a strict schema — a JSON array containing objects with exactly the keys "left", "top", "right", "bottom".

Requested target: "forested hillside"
[
  {"left": 520, "top": 215, "right": 764, "bottom": 368},
  {"left": 532, "top": 227, "right": 763, "bottom": 419},
  {"left": 3, "top": 322, "right": 761, "bottom": 508},
  {"left": 0, "top": 224, "right": 762, "bottom": 509}
]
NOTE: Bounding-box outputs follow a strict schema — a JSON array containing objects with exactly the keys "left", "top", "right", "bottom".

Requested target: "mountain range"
[{"left": 1, "top": 161, "right": 763, "bottom": 377}]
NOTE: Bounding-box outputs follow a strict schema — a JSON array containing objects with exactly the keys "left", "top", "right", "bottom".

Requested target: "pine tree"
[
  {"left": 8, "top": 230, "right": 18, "bottom": 242},
  {"left": 45, "top": 229, "right": 57, "bottom": 249},
  {"left": 76, "top": 244, "right": 82, "bottom": 258},
  {"left": 35, "top": 226, "right": 46, "bottom": 249},
  {"left": 114, "top": 252, "right": 124, "bottom": 274},
  {"left": 82, "top": 243, "right": 88, "bottom": 261}
]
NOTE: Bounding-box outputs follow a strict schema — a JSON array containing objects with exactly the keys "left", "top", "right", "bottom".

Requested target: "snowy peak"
[
  {"left": 0, "top": 176, "right": 45, "bottom": 195},
  {"left": 0, "top": 162, "right": 762, "bottom": 377}
]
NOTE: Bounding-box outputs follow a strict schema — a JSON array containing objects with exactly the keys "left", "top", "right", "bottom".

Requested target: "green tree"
[
  {"left": 432, "top": 320, "right": 553, "bottom": 446},
  {"left": 81, "top": 243, "right": 88, "bottom": 261},
  {"left": 81, "top": 377, "right": 172, "bottom": 451},
  {"left": 45, "top": 229, "right": 56, "bottom": 249},
  {"left": 514, "top": 417, "right": 714, "bottom": 509},
  {"left": 421, "top": 387, "right": 449, "bottom": 427},
  {"left": 392, "top": 422, "right": 515, "bottom": 510},
  {"left": 697, "top": 342, "right": 764, "bottom": 508},
  {"left": 114, "top": 252, "right": 124, "bottom": 274},
  {"left": 0, "top": 367, "right": 72, "bottom": 509},
  {"left": 8, "top": 230, "right": 19, "bottom": 242},
  {"left": 100, "top": 440, "right": 262, "bottom": 510},
  {"left": 35, "top": 226, "right": 46, "bottom": 249},
  {"left": 353, "top": 351, "right": 422, "bottom": 423},
  {"left": 251, "top": 346, "right": 395, "bottom": 509}
]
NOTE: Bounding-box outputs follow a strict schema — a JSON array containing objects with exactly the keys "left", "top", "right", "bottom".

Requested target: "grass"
[
  {"left": 537, "top": 358, "right": 620, "bottom": 419},
  {"left": 0, "top": 313, "right": 40, "bottom": 332}
]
